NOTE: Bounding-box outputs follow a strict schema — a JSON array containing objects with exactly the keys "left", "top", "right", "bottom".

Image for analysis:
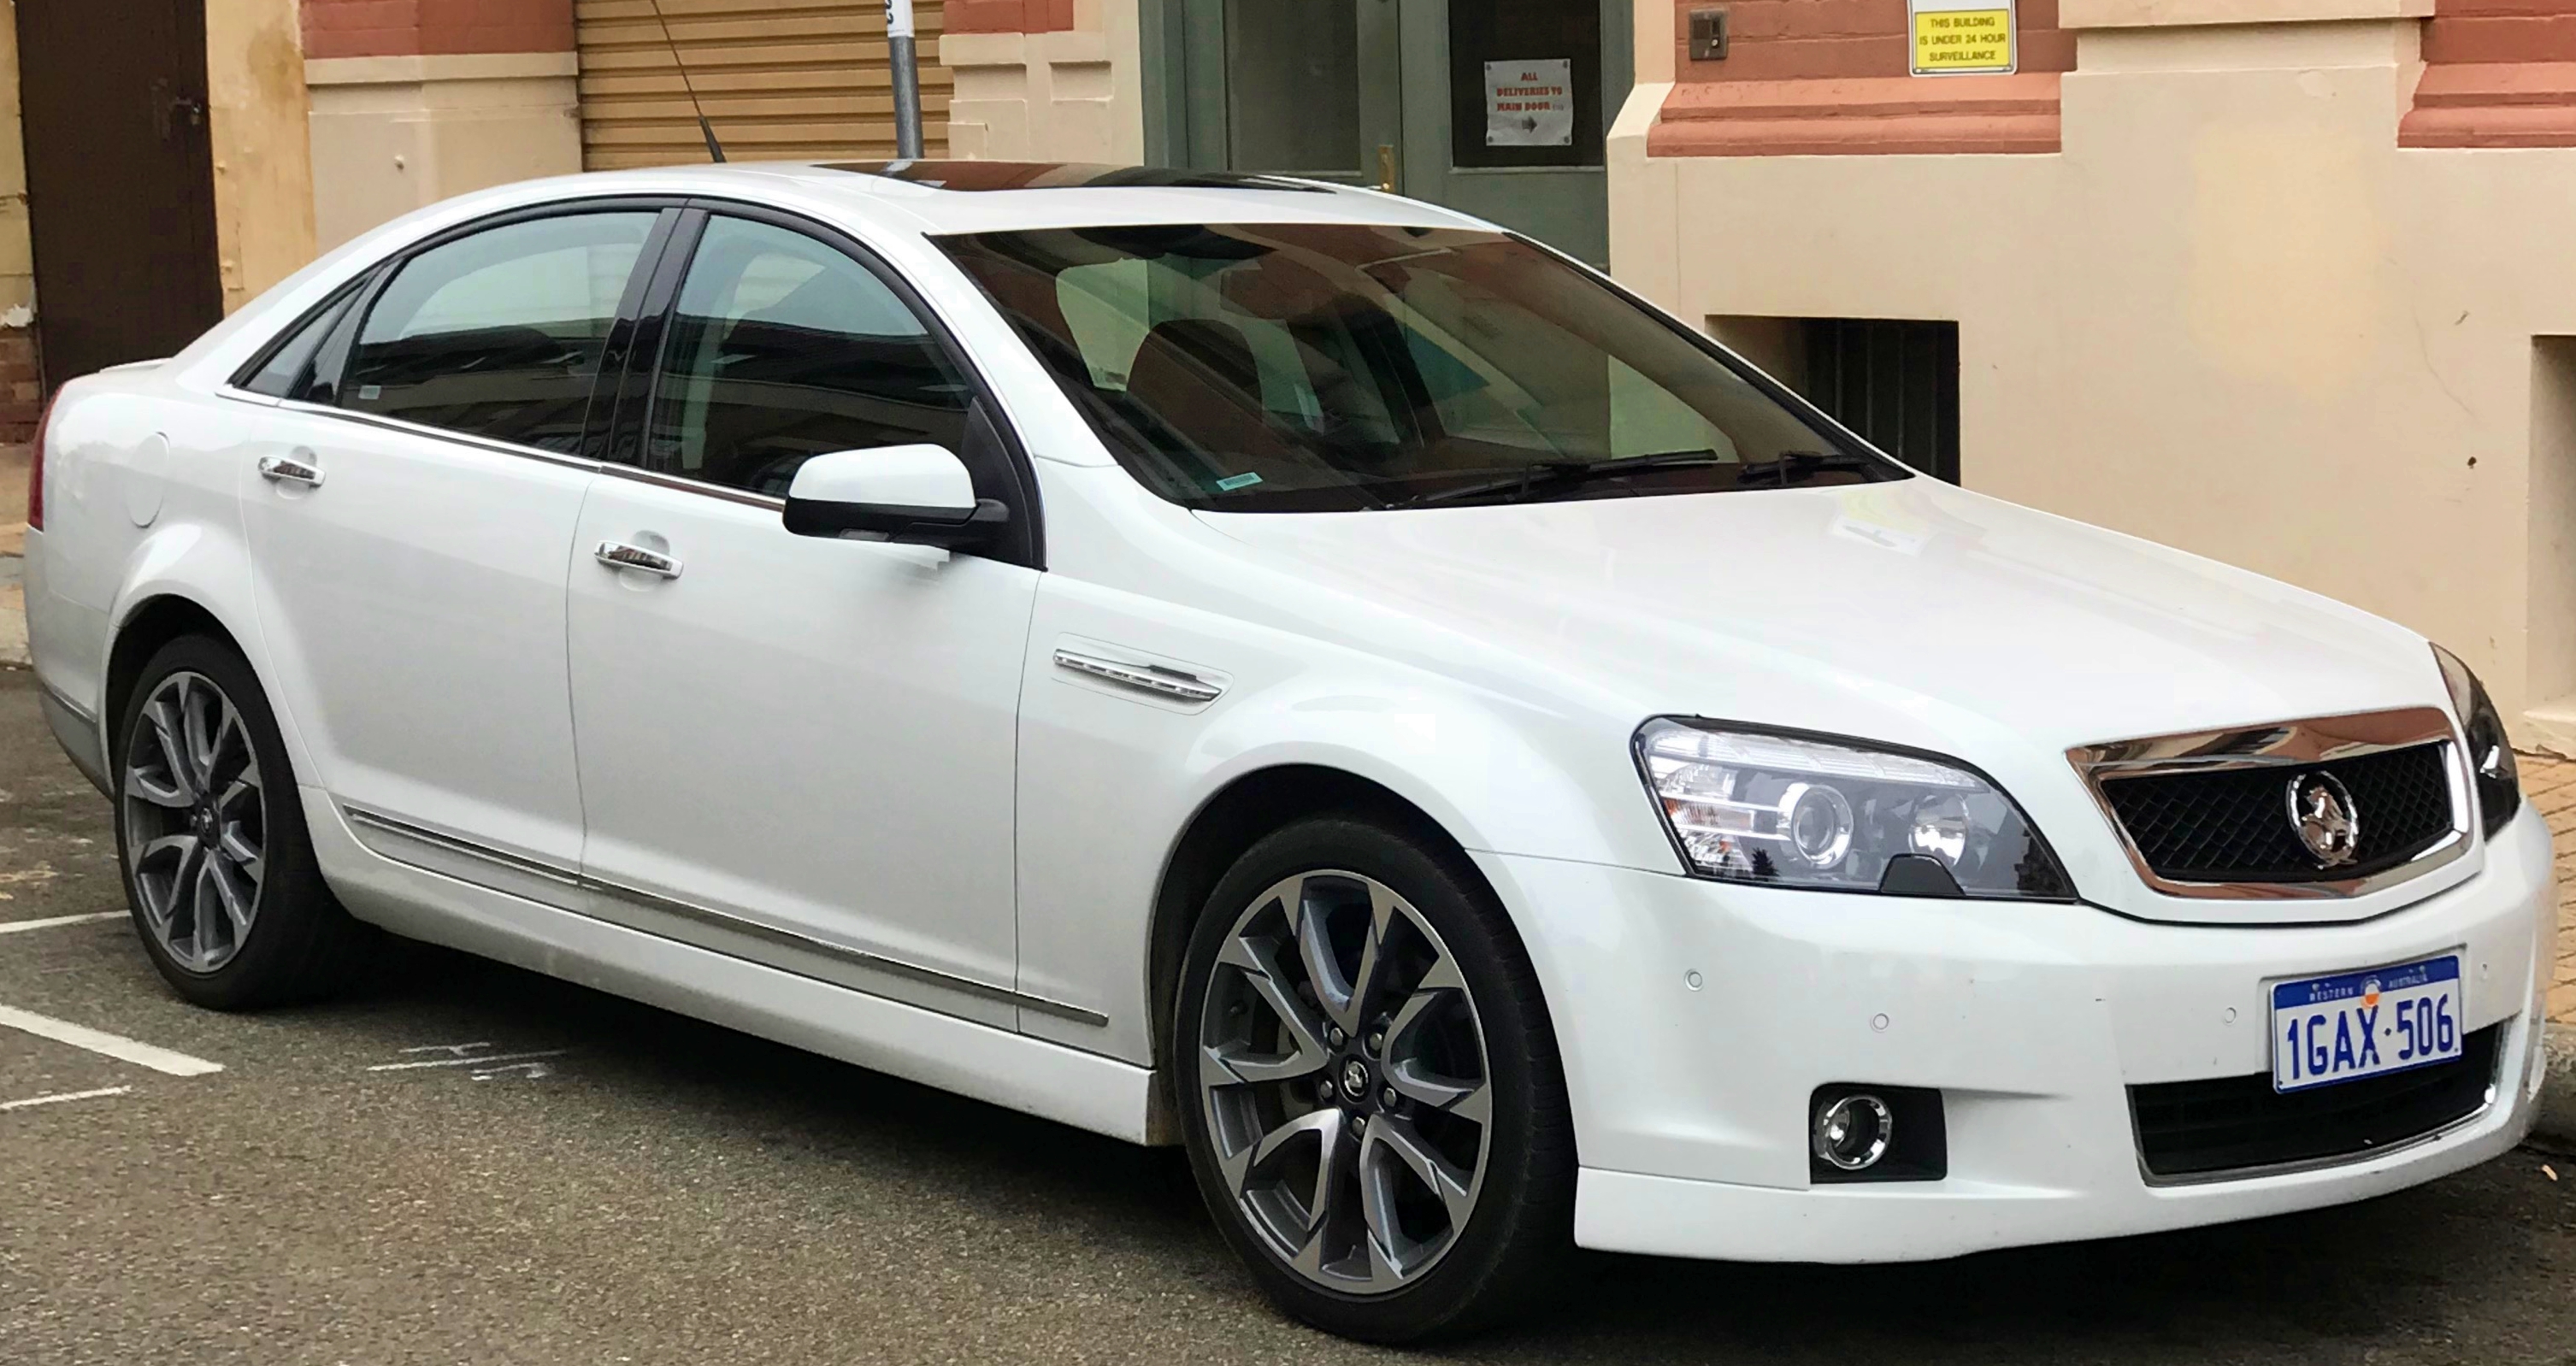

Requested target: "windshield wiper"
[
  {"left": 1737, "top": 450, "right": 1889, "bottom": 486},
  {"left": 1399, "top": 450, "right": 1729, "bottom": 508}
]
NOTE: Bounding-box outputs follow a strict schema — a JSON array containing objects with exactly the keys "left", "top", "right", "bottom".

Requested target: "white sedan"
[{"left": 20, "top": 162, "right": 2554, "bottom": 1342}]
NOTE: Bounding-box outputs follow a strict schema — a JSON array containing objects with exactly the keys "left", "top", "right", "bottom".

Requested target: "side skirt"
[{"left": 304, "top": 787, "right": 1158, "bottom": 1145}]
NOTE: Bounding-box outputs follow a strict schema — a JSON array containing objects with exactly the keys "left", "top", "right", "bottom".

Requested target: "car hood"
[{"left": 1194, "top": 478, "right": 2457, "bottom": 916}]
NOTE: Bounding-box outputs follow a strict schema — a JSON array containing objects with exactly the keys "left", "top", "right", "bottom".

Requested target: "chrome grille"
[
  {"left": 2067, "top": 708, "right": 2467, "bottom": 899},
  {"left": 2099, "top": 741, "right": 2453, "bottom": 883}
]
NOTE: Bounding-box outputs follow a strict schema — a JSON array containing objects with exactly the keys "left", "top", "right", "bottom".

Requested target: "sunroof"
[{"left": 815, "top": 162, "right": 1333, "bottom": 194}]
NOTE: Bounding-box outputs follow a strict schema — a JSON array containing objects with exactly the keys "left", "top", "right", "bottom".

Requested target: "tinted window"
[
  {"left": 939, "top": 225, "right": 1895, "bottom": 512},
  {"left": 644, "top": 215, "right": 976, "bottom": 497},
  {"left": 239, "top": 285, "right": 362, "bottom": 398},
  {"left": 345, "top": 212, "right": 657, "bottom": 451}
]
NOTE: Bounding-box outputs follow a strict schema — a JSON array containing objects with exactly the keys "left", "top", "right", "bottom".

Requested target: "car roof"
[{"left": 457, "top": 161, "right": 1503, "bottom": 238}]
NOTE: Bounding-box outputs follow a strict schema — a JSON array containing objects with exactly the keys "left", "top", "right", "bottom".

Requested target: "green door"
[{"left": 1153, "top": 0, "right": 1633, "bottom": 265}]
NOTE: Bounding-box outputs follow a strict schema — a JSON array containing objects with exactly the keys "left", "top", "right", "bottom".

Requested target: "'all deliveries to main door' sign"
[{"left": 1485, "top": 59, "right": 1573, "bottom": 146}]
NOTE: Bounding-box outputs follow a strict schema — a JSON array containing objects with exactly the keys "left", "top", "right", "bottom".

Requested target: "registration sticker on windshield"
[{"left": 2267, "top": 953, "right": 2463, "bottom": 1094}]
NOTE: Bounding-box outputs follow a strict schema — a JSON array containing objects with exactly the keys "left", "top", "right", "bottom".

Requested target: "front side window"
[
  {"left": 343, "top": 211, "right": 658, "bottom": 451},
  {"left": 939, "top": 224, "right": 1899, "bottom": 511},
  {"left": 643, "top": 215, "right": 977, "bottom": 498}
]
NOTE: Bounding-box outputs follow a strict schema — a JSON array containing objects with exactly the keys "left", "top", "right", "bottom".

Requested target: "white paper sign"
[{"left": 1485, "top": 59, "right": 1573, "bottom": 148}]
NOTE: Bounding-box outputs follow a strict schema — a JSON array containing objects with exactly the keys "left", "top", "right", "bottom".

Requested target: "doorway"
[
  {"left": 16, "top": 0, "right": 224, "bottom": 389},
  {"left": 1149, "top": 0, "right": 1633, "bottom": 265}
]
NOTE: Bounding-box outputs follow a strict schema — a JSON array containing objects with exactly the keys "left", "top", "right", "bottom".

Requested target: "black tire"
[
  {"left": 1171, "top": 815, "right": 1575, "bottom": 1343},
  {"left": 111, "top": 633, "right": 372, "bottom": 1009}
]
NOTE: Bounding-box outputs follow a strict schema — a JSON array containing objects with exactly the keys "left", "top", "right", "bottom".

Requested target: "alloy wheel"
[
  {"left": 1195, "top": 870, "right": 1494, "bottom": 1294},
  {"left": 121, "top": 670, "right": 266, "bottom": 974}
]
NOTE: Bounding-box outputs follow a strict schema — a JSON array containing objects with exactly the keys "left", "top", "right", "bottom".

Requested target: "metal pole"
[{"left": 887, "top": 0, "right": 925, "bottom": 161}]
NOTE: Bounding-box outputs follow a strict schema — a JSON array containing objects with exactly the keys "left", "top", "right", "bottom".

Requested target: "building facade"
[
  {"left": 1608, "top": 0, "right": 2576, "bottom": 745},
  {"left": 4, "top": 0, "right": 2574, "bottom": 749},
  {"left": 0, "top": 0, "right": 943, "bottom": 430},
  {"left": 881, "top": 0, "right": 2576, "bottom": 750}
]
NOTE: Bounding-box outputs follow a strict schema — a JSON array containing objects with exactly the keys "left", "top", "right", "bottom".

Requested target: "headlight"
[
  {"left": 1635, "top": 720, "right": 2072, "bottom": 898},
  {"left": 2432, "top": 645, "right": 2520, "bottom": 839}
]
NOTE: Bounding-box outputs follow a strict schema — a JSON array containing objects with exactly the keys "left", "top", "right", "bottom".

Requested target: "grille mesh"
[
  {"left": 2099, "top": 742, "right": 2452, "bottom": 884},
  {"left": 2130, "top": 1025, "right": 2497, "bottom": 1180}
]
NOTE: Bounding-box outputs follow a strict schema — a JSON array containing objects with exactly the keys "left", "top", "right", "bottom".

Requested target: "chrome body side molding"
[
  {"left": 339, "top": 804, "right": 1108, "bottom": 1028},
  {"left": 344, "top": 804, "right": 582, "bottom": 886}
]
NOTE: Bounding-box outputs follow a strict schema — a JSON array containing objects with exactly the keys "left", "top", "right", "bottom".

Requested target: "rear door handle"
[
  {"left": 256, "top": 452, "right": 324, "bottom": 488},
  {"left": 594, "top": 540, "right": 683, "bottom": 580}
]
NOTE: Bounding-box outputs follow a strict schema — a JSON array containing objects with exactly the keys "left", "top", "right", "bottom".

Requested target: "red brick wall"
[
  {"left": 1650, "top": 0, "right": 2071, "bottom": 156},
  {"left": 943, "top": 0, "right": 1075, "bottom": 35},
  {"left": 303, "top": 0, "right": 576, "bottom": 61},
  {"left": 1671, "top": 0, "right": 2073, "bottom": 83},
  {"left": 0, "top": 331, "right": 40, "bottom": 444},
  {"left": 2422, "top": 0, "right": 2576, "bottom": 63},
  {"left": 2402, "top": 0, "right": 2576, "bottom": 147}
]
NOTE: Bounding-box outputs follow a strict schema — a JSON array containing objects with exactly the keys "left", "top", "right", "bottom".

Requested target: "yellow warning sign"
[{"left": 1911, "top": 4, "right": 2015, "bottom": 75}]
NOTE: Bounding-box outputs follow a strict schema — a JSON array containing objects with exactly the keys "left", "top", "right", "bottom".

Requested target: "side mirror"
[{"left": 781, "top": 445, "right": 1008, "bottom": 549}]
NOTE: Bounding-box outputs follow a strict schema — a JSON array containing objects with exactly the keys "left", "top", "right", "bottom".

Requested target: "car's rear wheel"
[
  {"left": 1173, "top": 816, "right": 1574, "bottom": 1343},
  {"left": 114, "top": 634, "right": 370, "bottom": 1008}
]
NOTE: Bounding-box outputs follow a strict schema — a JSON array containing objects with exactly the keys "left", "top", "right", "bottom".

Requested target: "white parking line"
[
  {"left": 0, "top": 1085, "right": 133, "bottom": 1112},
  {"left": 0, "top": 1004, "right": 225, "bottom": 1076},
  {"left": 0, "top": 911, "right": 125, "bottom": 935},
  {"left": 366, "top": 1048, "right": 569, "bottom": 1073}
]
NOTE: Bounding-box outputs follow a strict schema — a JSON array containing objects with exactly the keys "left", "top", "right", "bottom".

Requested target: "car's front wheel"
[
  {"left": 1173, "top": 816, "right": 1575, "bottom": 1343},
  {"left": 113, "top": 634, "right": 370, "bottom": 1009}
]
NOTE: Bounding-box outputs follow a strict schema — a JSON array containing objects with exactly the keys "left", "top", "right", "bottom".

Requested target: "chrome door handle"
[
  {"left": 594, "top": 540, "right": 683, "bottom": 580},
  {"left": 256, "top": 453, "right": 324, "bottom": 488}
]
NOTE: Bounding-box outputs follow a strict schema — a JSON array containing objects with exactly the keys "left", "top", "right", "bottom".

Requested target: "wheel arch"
[
  {"left": 1144, "top": 763, "right": 1528, "bottom": 1080},
  {"left": 103, "top": 594, "right": 256, "bottom": 764}
]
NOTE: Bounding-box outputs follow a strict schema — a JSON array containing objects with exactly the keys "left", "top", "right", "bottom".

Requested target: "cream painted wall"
[
  {"left": 0, "top": 3, "right": 33, "bottom": 318},
  {"left": 208, "top": 0, "right": 318, "bottom": 312},
  {"left": 945, "top": 0, "right": 1145, "bottom": 163},
  {"left": 307, "top": 54, "right": 583, "bottom": 251},
  {"left": 1613, "top": 12, "right": 2576, "bottom": 744}
]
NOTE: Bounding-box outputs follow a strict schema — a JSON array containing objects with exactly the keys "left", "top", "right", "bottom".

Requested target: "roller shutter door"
[{"left": 575, "top": 0, "right": 949, "bottom": 170}]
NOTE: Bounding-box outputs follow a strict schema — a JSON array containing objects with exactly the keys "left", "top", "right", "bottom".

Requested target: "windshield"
[{"left": 935, "top": 224, "right": 1902, "bottom": 511}]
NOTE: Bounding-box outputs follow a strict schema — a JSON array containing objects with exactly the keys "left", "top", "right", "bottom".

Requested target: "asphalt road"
[{"left": 3, "top": 666, "right": 2574, "bottom": 1365}]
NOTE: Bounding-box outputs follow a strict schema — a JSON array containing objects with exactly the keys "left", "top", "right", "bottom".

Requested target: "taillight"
[{"left": 27, "top": 387, "right": 53, "bottom": 531}]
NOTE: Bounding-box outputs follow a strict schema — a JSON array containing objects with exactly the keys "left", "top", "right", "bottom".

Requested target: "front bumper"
[{"left": 1478, "top": 802, "right": 2556, "bottom": 1263}]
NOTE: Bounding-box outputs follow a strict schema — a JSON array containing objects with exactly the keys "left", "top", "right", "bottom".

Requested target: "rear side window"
[
  {"left": 343, "top": 212, "right": 657, "bottom": 452},
  {"left": 236, "top": 284, "right": 363, "bottom": 398}
]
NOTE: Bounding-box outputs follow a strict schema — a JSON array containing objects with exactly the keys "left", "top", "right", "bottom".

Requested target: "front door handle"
[
  {"left": 594, "top": 540, "right": 683, "bottom": 580},
  {"left": 256, "top": 453, "right": 324, "bottom": 488}
]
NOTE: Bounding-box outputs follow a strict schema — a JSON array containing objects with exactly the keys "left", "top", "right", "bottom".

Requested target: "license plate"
[{"left": 2269, "top": 954, "right": 2463, "bottom": 1093}]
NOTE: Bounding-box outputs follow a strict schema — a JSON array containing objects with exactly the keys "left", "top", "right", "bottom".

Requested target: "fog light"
[{"left": 1812, "top": 1092, "right": 1895, "bottom": 1172}]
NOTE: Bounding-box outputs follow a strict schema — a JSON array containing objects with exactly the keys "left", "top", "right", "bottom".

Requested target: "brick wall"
[
  {"left": 2402, "top": 0, "right": 2576, "bottom": 148},
  {"left": 1671, "top": 0, "right": 2073, "bottom": 84},
  {"left": 1649, "top": 0, "right": 2071, "bottom": 156},
  {"left": 0, "top": 330, "right": 36, "bottom": 443},
  {"left": 2423, "top": 0, "right": 2576, "bottom": 63},
  {"left": 304, "top": 0, "right": 577, "bottom": 61},
  {"left": 943, "top": 0, "right": 1074, "bottom": 35}
]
